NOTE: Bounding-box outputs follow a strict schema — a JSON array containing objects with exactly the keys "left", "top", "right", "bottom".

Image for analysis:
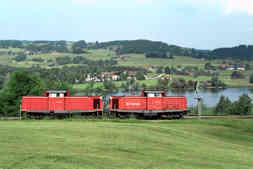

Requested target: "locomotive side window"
[
  {"left": 49, "top": 93, "right": 57, "bottom": 97},
  {"left": 155, "top": 93, "right": 162, "bottom": 97},
  {"left": 48, "top": 92, "right": 65, "bottom": 97},
  {"left": 148, "top": 93, "right": 155, "bottom": 97},
  {"left": 147, "top": 93, "right": 162, "bottom": 97}
]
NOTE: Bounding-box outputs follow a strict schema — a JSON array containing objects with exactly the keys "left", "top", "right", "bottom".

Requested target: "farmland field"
[
  {"left": 0, "top": 118, "right": 253, "bottom": 169},
  {"left": 1, "top": 49, "right": 208, "bottom": 68},
  {"left": 73, "top": 79, "right": 159, "bottom": 89}
]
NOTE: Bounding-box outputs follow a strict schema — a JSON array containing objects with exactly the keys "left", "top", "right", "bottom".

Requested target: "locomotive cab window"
[
  {"left": 49, "top": 93, "right": 64, "bottom": 97},
  {"left": 154, "top": 93, "right": 162, "bottom": 97},
  {"left": 47, "top": 91, "right": 67, "bottom": 97},
  {"left": 148, "top": 93, "right": 155, "bottom": 97},
  {"left": 49, "top": 93, "right": 57, "bottom": 97},
  {"left": 147, "top": 92, "right": 162, "bottom": 97}
]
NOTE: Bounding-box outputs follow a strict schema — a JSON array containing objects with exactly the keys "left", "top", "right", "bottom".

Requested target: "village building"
[
  {"left": 101, "top": 72, "right": 120, "bottom": 81},
  {"left": 237, "top": 67, "right": 245, "bottom": 71},
  {"left": 127, "top": 71, "right": 137, "bottom": 80}
]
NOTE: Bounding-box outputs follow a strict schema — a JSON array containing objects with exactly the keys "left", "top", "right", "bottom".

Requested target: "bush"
[
  {"left": 232, "top": 94, "right": 252, "bottom": 115},
  {"left": 14, "top": 53, "right": 27, "bottom": 62},
  {"left": 0, "top": 71, "right": 45, "bottom": 116},
  {"left": 32, "top": 57, "right": 44, "bottom": 62},
  {"left": 156, "top": 78, "right": 169, "bottom": 89},
  {"left": 215, "top": 96, "right": 232, "bottom": 115},
  {"left": 231, "top": 71, "right": 245, "bottom": 79},
  {"left": 136, "top": 72, "right": 145, "bottom": 80},
  {"left": 145, "top": 51, "right": 168, "bottom": 58},
  {"left": 56, "top": 56, "right": 72, "bottom": 65},
  {"left": 208, "top": 76, "right": 227, "bottom": 88},
  {"left": 249, "top": 74, "right": 253, "bottom": 84},
  {"left": 215, "top": 94, "right": 252, "bottom": 115}
]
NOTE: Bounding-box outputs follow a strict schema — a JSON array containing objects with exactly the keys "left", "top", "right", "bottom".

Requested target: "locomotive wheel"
[
  {"left": 172, "top": 114, "right": 183, "bottom": 119},
  {"left": 118, "top": 113, "right": 130, "bottom": 119},
  {"left": 134, "top": 113, "right": 143, "bottom": 119}
]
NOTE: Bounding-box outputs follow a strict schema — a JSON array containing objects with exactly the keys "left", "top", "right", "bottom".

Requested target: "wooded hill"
[
  {"left": 94, "top": 40, "right": 253, "bottom": 60},
  {"left": 92, "top": 40, "right": 192, "bottom": 57},
  {"left": 0, "top": 40, "right": 253, "bottom": 60}
]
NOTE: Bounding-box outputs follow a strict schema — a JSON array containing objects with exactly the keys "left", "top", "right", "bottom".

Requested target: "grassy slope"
[
  {"left": 5, "top": 49, "right": 116, "bottom": 68},
  {"left": 0, "top": 118, "right": 253, "bottom": 169},
  {"left": 73, "top": 79, "right": 159, "bottom": 89},
  {"left": 118, "top": 53, "right": 206, "bottom": 67},
  {"left": 2, "top": 48, "right": 207, "bottom": 68}
]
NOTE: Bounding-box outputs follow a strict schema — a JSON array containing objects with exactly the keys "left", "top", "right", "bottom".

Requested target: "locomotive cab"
[
  {"left": 44, "top": 90, "right": 70, "bottom": 97},
  {"left": 45, "top": 90, "right": 69, "bottom": 113},
  {"left": 141, "top": 90, "right": 166, "bottom": 97}
]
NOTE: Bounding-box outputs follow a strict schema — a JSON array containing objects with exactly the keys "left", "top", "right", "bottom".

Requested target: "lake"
[{"left": 114, "top": 88, "right": 253, "bottom": 107}]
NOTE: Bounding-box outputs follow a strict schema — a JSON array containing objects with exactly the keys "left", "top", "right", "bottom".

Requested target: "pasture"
[
  {"left": 117, "top": 53, "right": 206, "bottom": 67},
  {"left": 0, "top": 118, "right": 253, "bottom": 169},
  {"left": 73, "top": 79, "right": 159, "bottom": 89}
]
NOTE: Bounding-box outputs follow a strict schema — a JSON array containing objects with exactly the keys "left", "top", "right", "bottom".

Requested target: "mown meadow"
[{"left": 0, "top": 118, "right": 253, "bottom": 169}]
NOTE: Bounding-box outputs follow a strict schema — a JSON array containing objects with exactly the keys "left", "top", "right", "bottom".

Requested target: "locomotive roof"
[
  {"left": 46, "top": 90, "right": 68, "bottom": 93},
  {"left": 143, "top": 90, "right": 166, "bottom": 93}
]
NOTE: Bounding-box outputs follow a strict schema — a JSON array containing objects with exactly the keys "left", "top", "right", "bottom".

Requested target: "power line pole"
[{"left": 194, "top": 81, "right": 202, "bottom": 119}]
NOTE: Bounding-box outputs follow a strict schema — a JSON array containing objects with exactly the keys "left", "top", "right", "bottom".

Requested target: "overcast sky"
[{"left": 0, "top": 0, "right": 252, "bottom": 49}]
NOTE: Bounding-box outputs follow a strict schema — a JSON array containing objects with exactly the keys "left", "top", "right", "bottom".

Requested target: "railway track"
[
  {"left": 1, "top": 115, "right": 253, "bottom": 120},
  {"left": 185, "top": 115, "right": 253, "bottom": 119}
]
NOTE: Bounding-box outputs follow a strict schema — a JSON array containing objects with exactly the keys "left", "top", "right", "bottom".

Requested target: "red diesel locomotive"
[
  {"left": 21, "top": 90, "right": 103, "bottom": 117},
  {"left": 109, "top": 90, "right": 189, "bottom": 119}
]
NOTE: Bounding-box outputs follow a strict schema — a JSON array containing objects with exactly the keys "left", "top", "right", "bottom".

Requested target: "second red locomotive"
[{"left": 109, "top": 90, "right": 189, "bottom": 119}]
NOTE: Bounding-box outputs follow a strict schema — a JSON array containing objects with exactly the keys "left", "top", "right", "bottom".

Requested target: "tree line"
[
  {"left": 215, "top": 94, "right": 252, "bottom": 115},
  {"left": 0, "top": 64, "right": 147, "bottom": 88},
  {"left": 0, "top": 71, "right": 73, "bottom": 116},
  {"left": 0, "top": 40, "right": 88, "bottom": 54},
  {"left": 192, "top": 45, "right": 253, "bottom": 60}
]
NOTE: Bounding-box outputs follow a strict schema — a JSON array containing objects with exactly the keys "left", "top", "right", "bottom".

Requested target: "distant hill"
[
  {"left": 211, "top": 45, "right": 253, "bottom": 60},
  {"left": 92, "top": 39, "right": 195, "bottom": 57},
  {"left": 91, "top": 40, "right": 253, "bottom": 60},
  {"left": 1, "top": 40, "right": 253, "bottom": 60},
  {"left": 189, "top": 45, "right": 253, "bottom": 60}
]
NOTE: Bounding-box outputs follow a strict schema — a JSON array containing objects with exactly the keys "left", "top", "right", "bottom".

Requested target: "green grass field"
[
  {"left": 118, "top": 53, "right": 206, "bottom": 67},
  {"left": 6, "top": 49, "right": 116, "bottom": 68},
  {"left": 0, "top": 118, "right": 253, "bottom": 169},
  {"left": 3, "top": 48, "right": 208, "bottom": 69},
  {"left": 73, "top": 79, "right": 159, "bottom": 89}
]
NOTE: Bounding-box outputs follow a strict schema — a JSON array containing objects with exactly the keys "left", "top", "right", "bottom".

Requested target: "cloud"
[
  {"left": 73, "top": 0, "right": 153, "bottom": 5},
  {"left": 248, "top": 28, "right": 253, "bottom": 32},
  {"left": 72, "top": 0, "right": 100, "bottom": 4},
  {"left": 223, "top": 0, "right": 253, "bottom": 15},
  {"left": 136, "top": 0, "right": 153, "bottom": 4},
  {"left": 183, "top": 0, "right": 253, "bottom": 15}
]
